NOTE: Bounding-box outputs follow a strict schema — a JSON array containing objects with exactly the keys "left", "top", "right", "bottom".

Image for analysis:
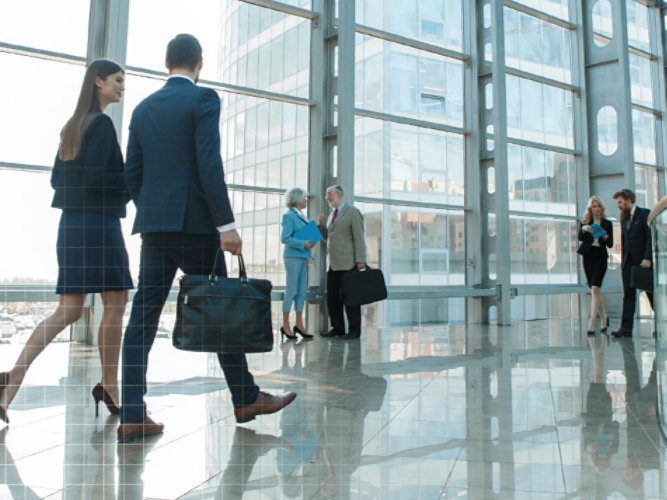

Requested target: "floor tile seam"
[
  {"left": 362, "top": 388, "right": 427, "bottom": 448},
  {"left": 174, "top": 469, "right": 224, "bottom": 500},
  {"left": 8, "top": 442, "right": 63, "bottom": 463},
  {"left": 546, "top": 362, "right": 568, "bottom": 493}
]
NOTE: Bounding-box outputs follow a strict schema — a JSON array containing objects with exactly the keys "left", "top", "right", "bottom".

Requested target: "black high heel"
[
  {"left": 600, "top": 318, "right": 610, "bottom": 333},
  {"left": 280, "top": 327, "right": 297, "bottom": 340},
  {"left": 92, "top": 383, "right": 120, "bottom": 417},
  {"left": 293, "top": 325, "right": 314, "bottom": 339},
  {"left": 587, "top": 330, "right": 596, "bottom": 336}
]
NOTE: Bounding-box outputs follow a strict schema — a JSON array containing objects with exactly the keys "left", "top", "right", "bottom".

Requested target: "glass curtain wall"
[
  {"left": 627, "top": 1, "right": 660, "bottom": 209},
  {"left": 355, "top": 0, "right": 466, "bottom": 325},
  {"left": 504, "top": 3, "right": 578, "bottom": 293}
]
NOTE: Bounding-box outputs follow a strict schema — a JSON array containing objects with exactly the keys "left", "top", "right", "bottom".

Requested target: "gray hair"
[{"left": 285, "top": 187, "right": 307, "bottom": 208}]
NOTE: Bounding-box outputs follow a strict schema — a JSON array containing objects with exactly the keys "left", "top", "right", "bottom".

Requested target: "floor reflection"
[{"left": 0, "top": 319, "right": 663, "bottom": 498}]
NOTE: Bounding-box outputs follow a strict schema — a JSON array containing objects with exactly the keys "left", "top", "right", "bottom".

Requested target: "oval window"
[
  {"left": 592, "top": 0, "right": 613, "bottom": 47},
  {"left": 597, "top": 105, "right": 618, "bottom": 156}
]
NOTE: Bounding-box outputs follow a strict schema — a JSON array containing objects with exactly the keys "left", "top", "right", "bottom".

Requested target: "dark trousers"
[
  {"left": 621, "top": 264, "right": 654, "bottom": 331},
  {"left": 120, "top": 233, "right": 259, "bottom": 423},
  {"left": 327, "top": 269, "right": 361, "bottom": 335}
]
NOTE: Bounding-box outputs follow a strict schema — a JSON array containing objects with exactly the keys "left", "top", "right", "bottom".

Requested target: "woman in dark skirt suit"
[
  {"left": 0, "top": 60, "right": 132, "bottom": 422},
  {"left": 579, "top": 195, "right": 613, "bottom": 335}
]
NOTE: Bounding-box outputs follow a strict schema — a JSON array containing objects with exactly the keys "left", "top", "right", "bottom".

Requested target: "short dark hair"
[
  {"left": 166, "top": 34, "right": 202, "bottom": 71},
  {"left": 333, "top": 185, "right": 344, "bottom": 196},
  {"left": 613, "top": 189, "right": 636, "bottom": 203}
]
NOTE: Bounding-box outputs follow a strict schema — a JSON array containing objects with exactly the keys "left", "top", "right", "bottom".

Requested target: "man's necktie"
[{"left": 332, "top": 208, "right": 338, "bottom": 224}]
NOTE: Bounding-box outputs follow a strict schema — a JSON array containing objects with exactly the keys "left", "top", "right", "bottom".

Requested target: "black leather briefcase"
[
  {"left": 342, "top": 266, "right": 388, "bottom": 307},
  {"left": 173, "top": 252, "right": 274, "bottom": 353},
  {"left": 630, "top": 265, "right": 654, "bottom": 292}
]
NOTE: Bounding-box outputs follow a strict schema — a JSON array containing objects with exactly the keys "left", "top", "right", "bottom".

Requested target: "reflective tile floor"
[{"left": 0, "top": 318, "right": 665, "bottom": 499}]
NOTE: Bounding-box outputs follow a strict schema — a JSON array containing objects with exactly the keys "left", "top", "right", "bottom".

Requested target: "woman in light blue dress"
[{"left": 280, "top": 188, "right": 315, "bottom": 340}]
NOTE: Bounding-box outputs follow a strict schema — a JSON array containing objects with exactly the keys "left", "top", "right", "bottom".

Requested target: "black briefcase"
[
  {"left": 342, "top": 266, "right": 388, "bottom": 307},
  {"left": 173, "top": 252, "right": 274, "bottom": 353},
  {"left": 630, "top": 265, "right": 654, "bottom": 292}
]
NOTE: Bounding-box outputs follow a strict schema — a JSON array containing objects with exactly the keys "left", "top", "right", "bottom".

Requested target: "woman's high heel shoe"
[
  {"left": 600, "top": 318, "right": 610, "bottom": 333},
  {"left": 293, "top": 325, "right": 313, "bottom": 339},
  {"left": 280, "top": 327, "right": 297, "bottom": 340},
  {"left": 92, "top": 383, "right": 120, "bottom": 417},
  {"left": 0, "top": 372, "right": 10, "bottom": 423}
]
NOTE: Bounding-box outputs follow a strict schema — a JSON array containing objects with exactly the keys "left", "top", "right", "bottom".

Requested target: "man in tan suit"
[{"left": 317, "top": 185, "right": 367, "bottom": 340}]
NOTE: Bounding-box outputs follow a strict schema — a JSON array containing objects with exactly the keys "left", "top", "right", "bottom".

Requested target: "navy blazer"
[
  {"left": 621, "top": 206, "right": 652, "bottom": 267},
  {"left": 125, "top": 77, "right": 234, "bottom": 235},
  {"left": 51, "top": 114, "right": 128, "bottom": 218}
]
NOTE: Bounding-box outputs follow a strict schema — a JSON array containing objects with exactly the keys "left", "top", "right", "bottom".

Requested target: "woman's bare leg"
[
  {"left": 282, "top": 311, "right": 293, "bottom": 336},
  {"left": 0, "top": 294, "right": 85, "bottom": 410},
  {"left": 294, "top": 311, "right": 308, "bottom": 335},
  {"left": 598, "top": 292, "right": 608, "bottom": 326},
  {"left": 97, "top": 291, "right": 127, "bottom": 406},
  {"left": 588, "top": 286, "right": 601, "bottom": 331}
]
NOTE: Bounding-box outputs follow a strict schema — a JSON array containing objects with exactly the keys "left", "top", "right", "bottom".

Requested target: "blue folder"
[
  {"left": 590, "top": 223, "right": 606, "bottom": 240},
  {"left": 293, "top": 220, "right": 323, "bottom": 244}
]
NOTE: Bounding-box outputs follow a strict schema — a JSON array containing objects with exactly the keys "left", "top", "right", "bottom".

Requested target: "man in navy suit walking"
[
  {"left": 118, "top": 34, "right": 295, "bottom": 441},
  {"left": 611, "top": 188, "right": 654, "bottom": 338}
]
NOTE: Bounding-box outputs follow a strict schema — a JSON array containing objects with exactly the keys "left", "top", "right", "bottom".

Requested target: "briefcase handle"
[{"left": 209, "top": 249, "right": 247, "bottom": 284}]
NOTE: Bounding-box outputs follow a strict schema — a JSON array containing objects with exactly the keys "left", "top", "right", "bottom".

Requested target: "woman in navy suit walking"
[
  {"left": 0, "top": 60, "right": 132, "bottom": 422},
  {"left": 281, "top": 188, "right": 315, "bottom": 340}
]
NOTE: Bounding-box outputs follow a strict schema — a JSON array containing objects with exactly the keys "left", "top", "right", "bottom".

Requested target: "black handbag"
[
  {"left": 342, "top": 266, "right": 388, "bottom": 307},
  {"left": 630, "top": 265, "right": 654, "bottom": 292},
  {"left": 173, "top": 252, "right": 274, "bottom": 353}
]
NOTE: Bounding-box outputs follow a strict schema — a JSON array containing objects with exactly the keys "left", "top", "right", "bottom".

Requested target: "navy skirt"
[{"left": 56, "top": 211, "right": 133, "bottom": 295}]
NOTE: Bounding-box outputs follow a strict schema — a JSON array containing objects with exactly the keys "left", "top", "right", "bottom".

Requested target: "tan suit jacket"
[{"left": 320, "top": 203, "right": 367, "bottom": 271}]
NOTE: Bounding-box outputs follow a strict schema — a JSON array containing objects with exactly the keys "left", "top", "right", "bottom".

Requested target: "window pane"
[
  {"left": 357, "top": 202, "right": 465, "bottom": 286},
  {"left": 511, "top": 0, "right": 569, "bottom": 21},
  {"left": 0, "top": 53, "right": 84, "bottom": 166},
  {"left": 508, "top": 144, "right": 576, "bottom": 217},
  {"left": 627, "top": 0, "right": 652, "bottom": 54},
  {"left": 629, "top": 53, "right": 654, "bottom": 107},
  {"left": 0, "top": 0, "right": 89, "bottom": 56},
  {"left": 220, "top": 2, "right": 311, "bottom": 96},
  {"left": 356, "top": 0, "right": 463, "bottom": 52},
  {"left": 632, "top": 109, "right": 657, "bottom": 165},
  {"left": 510, "top": 216, "right": 576, "bottom": 285},
  {"left": 506, "top": 75, "right": 574, "bottom": 149},
  {"left": 635, "top": 166, "right": 659, "bottom": 209},
  {"left": 356, "top": 35, "right": 464, "bottom": 128},
  {"left": 0, "top": 170, "right": 60, "bottom": 284},
  {"left": 222, "top": 96, "right": 309, "bottom": 189},
  {"left": 355, "top": 117, "right": 465, "bottom": 206},
  {"left": 504, "top": 8, "right": 572, "bottom": 84},
  {"left": 229, "top": 191, "right": 285, "bottom": 284}
]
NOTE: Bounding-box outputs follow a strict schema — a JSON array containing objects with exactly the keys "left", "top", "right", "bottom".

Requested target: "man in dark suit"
[
  {"left": 117, "top": 34, "right": 295, "bottom": 442},
  {"left": 611, "top": 189, "right": 653, "bottom": 338}
]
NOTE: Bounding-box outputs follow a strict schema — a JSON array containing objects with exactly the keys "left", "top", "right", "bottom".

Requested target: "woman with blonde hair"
[{"left": 578, "top": 195, "right": 613, "bottom": 335}]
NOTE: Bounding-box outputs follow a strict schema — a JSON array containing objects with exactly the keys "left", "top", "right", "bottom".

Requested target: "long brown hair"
[
  {"left": 58, "top": 60, "right": 123, "bottom": 161},
  {"left": 581, "top": 195, "right": 607, "bottom": 224}
]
